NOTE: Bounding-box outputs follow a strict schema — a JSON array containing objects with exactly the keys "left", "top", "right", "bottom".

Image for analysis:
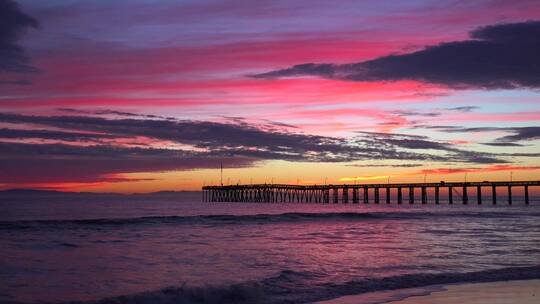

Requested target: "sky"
[{"left": 0, "top": 0, "right": 539, "bottom": 192}]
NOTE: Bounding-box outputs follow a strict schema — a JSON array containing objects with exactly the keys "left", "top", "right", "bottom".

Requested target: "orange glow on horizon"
[
  {"left": 2, "top": 161, "right": 536, "bottom": 194},
  {"left": 339, "top": 175, "right": 390, "bottom": 182}
]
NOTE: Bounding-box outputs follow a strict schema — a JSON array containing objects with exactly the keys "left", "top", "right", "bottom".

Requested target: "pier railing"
[{"left": 202, "top": 181, "right": 540, "bottom": 205}]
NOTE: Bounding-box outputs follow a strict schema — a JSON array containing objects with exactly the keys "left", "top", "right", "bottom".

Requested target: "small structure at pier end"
[{"left": 202, "top": 181, "right": 540, "bottom": 205}]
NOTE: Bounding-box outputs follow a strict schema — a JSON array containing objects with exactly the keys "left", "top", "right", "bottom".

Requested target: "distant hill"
[
  {"left": 0, "top": 188, "right": 200, "bottom": 199},
  {"left": 1, "top": 188, "right": 62, "bottom": 195},
  {"left": 0, "top": 188, "right": 88, "bottom": 196}
]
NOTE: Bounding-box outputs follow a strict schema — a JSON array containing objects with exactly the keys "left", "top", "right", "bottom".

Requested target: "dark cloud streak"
[
  {"left": 413, "top": 125, "right": 540, "bottom": 143},
  {"left": 0, "top": 128, "right": 114, "bottom": 141},
  {"left": 447, "top": 106, "right": 479, "bottom": 112},
  {"left": 481, "top": 142, "right": 525, "bottom": 147},
  {"left": 252, "top": 21, "right": 540, "bottom": 89},
  {"left": 0, "top": 142, "right": 257, "bottom": 184},
  {"left": 0, "top": 0, "right": 39, "bottom": 76},
  {"left": 496, "top": 127, "right": 540, "bottom": 142},
  {"left": 0, "top": 112, "right": 513, "bottom": 184}
]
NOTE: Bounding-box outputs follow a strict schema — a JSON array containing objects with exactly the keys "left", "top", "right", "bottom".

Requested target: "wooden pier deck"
[{"left": 202, "top": 180, "right": 540, "bottom": 205}]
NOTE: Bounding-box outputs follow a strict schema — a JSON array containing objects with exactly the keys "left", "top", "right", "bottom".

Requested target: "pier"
[{"left": 202, "top": 181, "right": 540, "bottom": 205}]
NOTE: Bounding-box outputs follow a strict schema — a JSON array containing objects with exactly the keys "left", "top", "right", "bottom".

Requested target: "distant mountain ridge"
[{"left": 0, "top": 188, "right": 198, "bottom": 197}]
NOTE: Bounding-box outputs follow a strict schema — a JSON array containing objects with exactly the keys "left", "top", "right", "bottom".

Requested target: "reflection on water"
[{"left": 1, "top": 193, "right": 539, "bottom": 303}]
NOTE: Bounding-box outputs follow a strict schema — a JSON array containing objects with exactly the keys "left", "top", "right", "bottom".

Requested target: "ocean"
[{"left": 1, "top": 192, "right": 539, "bottom": 303}]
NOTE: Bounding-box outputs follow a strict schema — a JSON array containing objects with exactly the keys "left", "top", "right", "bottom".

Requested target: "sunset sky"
[{"left": 1, "top": 0, "right": 539, "bottom": 192}]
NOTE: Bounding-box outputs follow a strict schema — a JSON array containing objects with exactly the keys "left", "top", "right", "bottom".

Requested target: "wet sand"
[{"left": 318, "top": 279, "right": 540, "bottom": 304}]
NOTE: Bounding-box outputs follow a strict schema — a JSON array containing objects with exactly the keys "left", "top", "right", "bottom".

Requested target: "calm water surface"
[{"left": 1, "top": 192, "right": 539, "bottom": 303}]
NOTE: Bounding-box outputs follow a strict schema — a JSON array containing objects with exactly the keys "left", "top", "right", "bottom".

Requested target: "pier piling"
[
  {"left": 477, "top": 186, "right": 482, "bottom": 205},
  {"left": 353, "top": 188, "right": 359, "bottom": 204},
  {"left": 525, "top": 185, "right": 529, "bottom": 205},
  {"left": 363, "top": 186, "right": 369, "bottom": 204}
]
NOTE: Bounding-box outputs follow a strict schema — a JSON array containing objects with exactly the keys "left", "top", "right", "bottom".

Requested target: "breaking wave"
[{"left": 62, "top": 265, "right": 540, "bottom": 304}]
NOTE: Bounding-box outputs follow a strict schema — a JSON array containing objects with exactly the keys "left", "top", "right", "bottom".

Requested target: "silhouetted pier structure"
[{"left": 202, "top": 181, "right": 539, "bottom": 205}]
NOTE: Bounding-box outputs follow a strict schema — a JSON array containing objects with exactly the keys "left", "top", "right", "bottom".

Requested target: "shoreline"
[{"left": 317, "top": 279, "right": 540, "bottom": 304}]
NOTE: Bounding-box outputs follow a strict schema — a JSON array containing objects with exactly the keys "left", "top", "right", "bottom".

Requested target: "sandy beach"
[{"left": 318, "top": 279, "right": 540, "bottom": 304}]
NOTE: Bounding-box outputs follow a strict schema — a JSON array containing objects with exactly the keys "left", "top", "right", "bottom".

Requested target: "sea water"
[{"left": 1, "top": 192, "right": 539, "bottom": 303}]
